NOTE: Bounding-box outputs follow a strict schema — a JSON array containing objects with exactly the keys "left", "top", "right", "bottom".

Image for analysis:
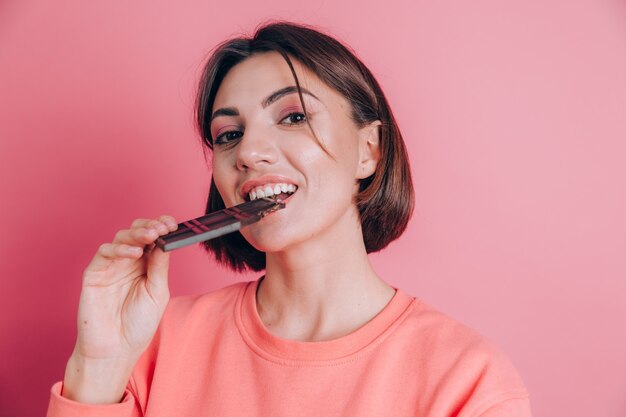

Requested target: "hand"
[{"left": 62, "top": 215, "right": 178, "bottom": 404}]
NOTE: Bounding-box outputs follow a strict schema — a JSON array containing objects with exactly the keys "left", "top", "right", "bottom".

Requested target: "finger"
[
  {"left": 114, "top": 218, "right": 176, "bottom": 246},
  {"left": 85, "top": 215, "right": 178, "bottom": 274},
  {"left": 157, "top": 215, "right": 178, "bottom": 231},
  {"left": 131, "top": 216, "right": 178, "bottom": 231},
  {"left": 84, "top": 243, "right": 144, "bottom": 272},
  {"left": 100, "top": 242, "right": 144, "bottom": 259},
  {"left": 130, "top": 218, "right": 154, "bottom": 228},
  {"left": 143, "top": 216, "right": 177, "bottom": 302},
  {"left": 113, "top": 227, "right": 161, "bottom": 246}
]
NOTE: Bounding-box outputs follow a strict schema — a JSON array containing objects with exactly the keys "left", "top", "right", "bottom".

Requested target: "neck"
[{"left": 257, "top": 209, "right": 396, "bottom": 342}]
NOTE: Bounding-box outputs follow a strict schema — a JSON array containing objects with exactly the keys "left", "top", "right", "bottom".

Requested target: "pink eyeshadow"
[{"left": 213, "top": 124, "right": 239, "bottom": 136}]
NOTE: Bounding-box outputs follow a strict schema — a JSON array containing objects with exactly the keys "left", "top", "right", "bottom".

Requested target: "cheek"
[
  {"left": 211, "top": 157, "right": 236, "bottom": 204},
  {"left": 320, "top": 114, "right": 360, "bottom": 155},
  {"left": 294, "top": 131, "right": 359, "bottom": 194}
]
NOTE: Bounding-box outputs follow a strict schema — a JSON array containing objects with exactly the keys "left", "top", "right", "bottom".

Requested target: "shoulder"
[
  {"left": 129, "top": 280, "right": 253, "bottom": 402},
  {"left": 400, "top": 295, "right": 487, "bottom": 346},
  {"left": 166, "top": 280, "right": 249, "bottom": 313},
  {"left": 400, "top": 296, "right": 522, "bottom": 374},
  {"left": 134, "top": 281, "right": 249, "bottom": 362},
  {"left": 395, "top": 293, "right": 531, "bottom": 416},
  {"left": 154, "top": 280, "right": 251, "bottom": 339},
  {"left": 163, "top": 280, "right": 249, "bottom": 323}
]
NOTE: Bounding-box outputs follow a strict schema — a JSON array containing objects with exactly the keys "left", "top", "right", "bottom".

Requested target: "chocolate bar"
[{"left": 155, "top": 197, "right": 285, "bottom": 252}]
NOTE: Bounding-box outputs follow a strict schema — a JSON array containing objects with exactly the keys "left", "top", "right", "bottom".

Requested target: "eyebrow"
[{"left": 210, "top": 86, "right": 319, "bottom": 123}]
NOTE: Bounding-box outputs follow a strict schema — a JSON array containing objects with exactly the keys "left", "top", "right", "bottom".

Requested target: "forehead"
[{"left": 213, "top": 51, "right": 335, "bottom": 109}]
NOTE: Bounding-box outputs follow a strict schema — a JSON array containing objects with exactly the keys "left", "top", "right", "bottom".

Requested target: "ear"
[{"left": 355, "top": 120, "right": 381, "bottom": 179}]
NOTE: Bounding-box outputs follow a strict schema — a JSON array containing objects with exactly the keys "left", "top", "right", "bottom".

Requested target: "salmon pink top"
[{"left": 47, "top": 279, "right": 532, "bottom": 416}]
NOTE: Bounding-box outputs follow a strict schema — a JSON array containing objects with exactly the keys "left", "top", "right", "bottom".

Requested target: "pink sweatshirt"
[{"left": 47, "top": 279, "right": 532, "bottom": 416}]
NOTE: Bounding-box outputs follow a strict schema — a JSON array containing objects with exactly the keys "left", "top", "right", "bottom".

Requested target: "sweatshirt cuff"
[{"left": 47, "top": 381, "right": 136, "bottom": 417}]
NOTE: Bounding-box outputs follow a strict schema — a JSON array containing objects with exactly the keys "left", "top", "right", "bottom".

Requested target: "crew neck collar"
[{"left": 234, "top": 277, "right": 416, "bottom": 365}]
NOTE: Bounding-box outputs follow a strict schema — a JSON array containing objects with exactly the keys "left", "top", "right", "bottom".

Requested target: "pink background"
[{"left": 1, "top": 0, "right": 625, "bottom": 416}]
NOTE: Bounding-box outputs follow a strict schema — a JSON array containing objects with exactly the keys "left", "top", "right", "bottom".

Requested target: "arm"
[{"left": 474, "top": 396, "right": 532, "bottom": 417}]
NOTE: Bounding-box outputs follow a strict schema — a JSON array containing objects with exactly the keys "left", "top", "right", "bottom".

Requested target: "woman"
[{"left": 47, "top": 22, "right": 532, "bottom": 416}]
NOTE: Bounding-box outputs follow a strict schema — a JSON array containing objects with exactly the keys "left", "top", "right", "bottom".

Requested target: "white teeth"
[{"left": 247, "top": 182, "right": 298, "bottom": 201}]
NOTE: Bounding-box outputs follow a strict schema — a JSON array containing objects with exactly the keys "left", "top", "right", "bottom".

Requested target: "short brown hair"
[{"left": 195, "top": 21, "right": 414, "bottom": 272}]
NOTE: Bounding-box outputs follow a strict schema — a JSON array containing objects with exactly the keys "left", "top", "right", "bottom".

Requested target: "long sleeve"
[
  {"left": 46, "top": 381, "right": 142, "bottom": 417},
  {"left": 474, "top": 396, "right": 533, "bottom": 417}
]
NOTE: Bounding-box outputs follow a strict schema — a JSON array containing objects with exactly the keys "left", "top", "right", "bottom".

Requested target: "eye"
[
  {"left": 280, "top": 112, "right": 307, "bottom": 125},
  {"left": 214, "top": 129, "right": 243, "bottom": 145}
]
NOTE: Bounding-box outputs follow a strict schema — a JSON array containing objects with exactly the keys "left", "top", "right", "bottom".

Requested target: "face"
[{"left": 210, "top": 52, "right": 379, "bottom": 252}]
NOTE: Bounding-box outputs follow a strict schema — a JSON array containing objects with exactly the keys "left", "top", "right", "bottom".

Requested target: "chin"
[{"left": 240, "top": 226, "right": 301, "bottom": 254}]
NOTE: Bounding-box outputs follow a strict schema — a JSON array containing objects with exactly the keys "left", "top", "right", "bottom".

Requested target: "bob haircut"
[{"left": 195, "top": 21, "right": 414, "bottom": 272}]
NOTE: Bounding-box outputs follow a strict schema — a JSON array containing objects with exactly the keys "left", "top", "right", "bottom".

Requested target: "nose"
[{"left": 235, "top": 124, "right": 278, "bottom": 171}]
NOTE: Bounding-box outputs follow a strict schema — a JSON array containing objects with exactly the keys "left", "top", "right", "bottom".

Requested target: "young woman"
[{"left": 47, "top": 22, "right": 532, "bottom": 416}]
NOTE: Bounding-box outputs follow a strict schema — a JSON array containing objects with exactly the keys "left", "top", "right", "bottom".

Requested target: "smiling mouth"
[{"left": 246, "top": 183, "right": 298, "bottom": 202}]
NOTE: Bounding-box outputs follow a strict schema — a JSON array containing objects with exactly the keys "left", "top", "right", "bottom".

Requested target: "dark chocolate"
[{"left": 154, "top": 197, "right": 285, "bottom": 252}]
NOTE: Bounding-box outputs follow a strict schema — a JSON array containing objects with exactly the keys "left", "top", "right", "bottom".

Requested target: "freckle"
[
  {"left": 83, "top": 320, "right": 87, "bottom": 325},
  {"left": 76, "top": 368, "right": 80, "bottom": 373}
]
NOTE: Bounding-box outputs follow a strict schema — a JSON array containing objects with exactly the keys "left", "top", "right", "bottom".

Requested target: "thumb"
[{"left": 146, "top": 245, "right": 171, "bottom": 303}]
